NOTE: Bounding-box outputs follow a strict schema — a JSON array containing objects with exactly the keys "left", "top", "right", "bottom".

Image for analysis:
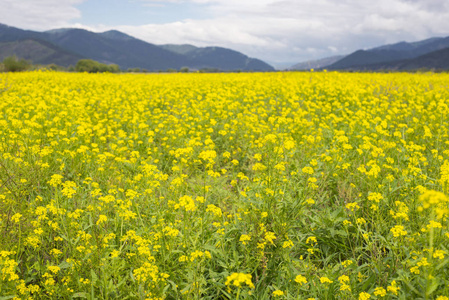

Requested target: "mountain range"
[
  {"left": 290, "top": 36, "right": 449, "bottom": 71},
  {"left": 0, "top": 23, "right": 274, "bottom": 72},
  {"left": 288, "top": 55, "right": 344, "bottom": 71}
]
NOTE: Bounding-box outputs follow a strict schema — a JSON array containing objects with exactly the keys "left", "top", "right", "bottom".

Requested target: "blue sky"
[
  {"left": 1, "top": 0, "right": 449, "bottom": 69},
  {"left": 76, "top": 0, "right": 211, "bottom": 25}
]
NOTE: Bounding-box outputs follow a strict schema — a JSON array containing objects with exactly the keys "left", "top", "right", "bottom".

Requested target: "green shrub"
[
  {"left": 2, "top": 56, "right": 31, "bottom": 72},
  {"left": 75, "top": 59, "right": 120, "bottom": 73}
]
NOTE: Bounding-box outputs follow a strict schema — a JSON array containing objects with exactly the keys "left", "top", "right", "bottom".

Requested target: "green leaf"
[
  {"left": 91, "top": 269, "right": 98, "bottom": 284},
  {"left": 72, "top": 292, "right": 88, "bottom": 299},
  {"left": 426, "top": 277, "right": 439, "bottom": 296},
  {"left": 58, "top": 261, "right": 72, "bottom": 269}
]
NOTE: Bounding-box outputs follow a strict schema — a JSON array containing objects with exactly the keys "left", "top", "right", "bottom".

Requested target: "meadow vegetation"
[{"left": 0, "top": 71, "right": 449, "bottom": 299}]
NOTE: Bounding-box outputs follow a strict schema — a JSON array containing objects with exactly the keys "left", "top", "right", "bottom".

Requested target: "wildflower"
[
  {"left": 338, "top": 275, "right": 349, "bottom": 283},
  {"left": 367, "top": 192, "right": 383, "bottom": 203},
  {"left": 48, "top": 174, "right": 63, "bottom": 187},
  {"left": 433, "top": 249, "right": 445, "bottom": 260},
  {"left": 47, "top": 266, "right": 60, "bottom": 274},
  {"left": 252, "top": 162, "right": 267, "bottom": 171},
  {"left": 294, "top": 275, "right": 307, "bottom": 285},
  {"left": 320, "top": 277, "right": 333, "bottom": 284},
  {"left": 11, "top": 213, "right": 22, "bottom": 223},
  {"left": 282, "top": 240, "right": 294, "bottom": 248},
  {"left": 359, "top": 292, "right": 371, "bottom": 300},
  {"left": 341, "top": 260, "right": 353, "bottom": 268},
  {"left": 225, "top": 273, "right": 254, "bottom": 289},
  {"left": 306, "top": 198, "right": 315, "bottom": 204},
  {"left": 61, "top": 181, "right": 77, "bottom": 198},
  {"left": 239, "top": 234, "right": 251, "bottom": 245},
  {"left": 306, "top": 236, "right": 317, "bottom": 244},
  {"left": 265, "top": 231, "right": 276, "bottom": 244},
  {"left": 356, "top": 218, "right": 366, "bottom": 225},
  {"left": 272, "top": 290, "right": 284, "bottom": 297},
  {"left": 373, "top": 287, "right": 386, "bottom": 297},
  {"left": 96, "top": 215, "right": 108, "bottom": 225},
  {"left": 387, "top": 280, "right": 400, "bottom": 295},
  {"left": 346, "top": 202, "right": 360, "bottom": 211},
  {"left": 390, "top": 225, "right": 407, "bottom": 237},
  {"left": 302, "top": 166, "right": 314, "bottom": 174},
  {"left": 110, "top": 250, "right": 120, "bottom": 258}
]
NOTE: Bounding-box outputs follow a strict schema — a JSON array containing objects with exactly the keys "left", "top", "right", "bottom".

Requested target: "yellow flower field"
[{"left": 0, "top": 71, "right": 449, "bottom": 299}]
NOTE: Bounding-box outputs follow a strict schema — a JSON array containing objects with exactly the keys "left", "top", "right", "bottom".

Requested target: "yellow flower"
[
  {"left": 239, "top": 234, "right": 251, "bottom": 245},
  {"left": 282, "top": 240, "right": 294, "bottom": 248},
  {"left": 272, "top": 290, "right": 284, "bottom": 297},
  {"left": 306, "top": 236, "right": 317, "bottom": 244},
  {"left": 387, "top": 280, "right": 400, "bottom": 295},
  {"left": 265, "top": 231, "right": 276, "bottom": 244},
  {"left": 96, "top": 214, "right": 108, "bottom": 225},
  {"left": 356, "top": 218, "right": 366, "bottom": 225},
  {"left": 302, "top": 166, "right": 314, "bottom": 175},
  {"left": 110, "top": 250, "right": 120, "bottom": 258},
  {"left": 11, "top": 213, "right": 22, "bottom": 223},
  {"left": 306, "top": 198, "right": 315, "bottom": 204},
  {"left": 359, "top": 292, "right": 371, "bottom": 300},
  {"left": 320, "top": 277, "right": 333, "bottom": 284},
  {"left": 294, "top": 275, "right": 307, "bottom": 285},
  {"left": 390, "top": 225, "right": 407, "bottom": 237},
  {"left": 338, "top": 275, "right": 349, "bottom": 283},
  {"left": 367, "top": 192, "right": 383, "bottom": 203},
  {"left": 225, "top": 273, "right": 254, "bottom": 289},
  {"left": 341, "top": 260, "right": 353, "bottom": 268},
  {"left": 47, "top": 265, "right": 60, "bottom": 274},
  {"left": 433, "top": 249, "right": 446, "bottom": 260},
  {"left": 48, "top": 174, "right": 63, "bottom": 187},
  {"left": 373, "top": 287, "right": 386, "bottom": 297}
]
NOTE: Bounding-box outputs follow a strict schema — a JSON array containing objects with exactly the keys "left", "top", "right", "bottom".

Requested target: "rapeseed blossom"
[
  {"left": 1, "top": 71, "right": 449, "bottom": 299},
  {"left": 225, "top": 273, "right": 254, "bottom": 288}
]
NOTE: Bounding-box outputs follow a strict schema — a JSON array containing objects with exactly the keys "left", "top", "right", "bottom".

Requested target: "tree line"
[{"left": 0, "top": 56, "right": 215, "bottom": 73}]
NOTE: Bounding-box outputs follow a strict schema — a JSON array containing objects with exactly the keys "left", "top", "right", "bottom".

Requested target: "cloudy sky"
[{"left": 1, "top": 0, "right": 449, "bottom": 68}]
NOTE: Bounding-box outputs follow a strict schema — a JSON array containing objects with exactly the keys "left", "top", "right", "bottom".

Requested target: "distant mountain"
[
  {"left": 358, "top": 47, "right": 449, "bottom": 71},
  {"left": 0, "top": 23, "right": 274, "bottom": 71},
  {"left": 43, "top": 27, "right": 188, "bottom": 70},
  {"left": 328, "top": 36, "right": 449, "bottom": 70},
  {"left": 161, "top": 44, "right": 273, "bottom": 71},
  {"left": 289, "top": 55, "right": 345, "bottom": 70},
  {"left": 0, "top": 39, "right": 81, "bottom": 66},
  {"left": 160, "top": 44, "right": 198, "bottom": 55}
]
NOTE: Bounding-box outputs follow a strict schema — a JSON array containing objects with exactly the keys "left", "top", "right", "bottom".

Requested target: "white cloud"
[
  {"left": 1, "top": 0, "right": 449, "bottom": 68},
  {"left": 0, "top": 0, "right": 86, "bottom": 30},
  {"left": 123, "top": 0, "right": 449, "bottom": 67}
]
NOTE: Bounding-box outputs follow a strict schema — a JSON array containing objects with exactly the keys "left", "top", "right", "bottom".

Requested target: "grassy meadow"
[{"left": 0, "top": 71, "right": 449, "bottom": 299}]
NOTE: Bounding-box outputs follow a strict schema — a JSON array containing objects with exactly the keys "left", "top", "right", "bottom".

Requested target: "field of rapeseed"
[{"left": 0, "top": 71, "right": 449, "bottom": 299}]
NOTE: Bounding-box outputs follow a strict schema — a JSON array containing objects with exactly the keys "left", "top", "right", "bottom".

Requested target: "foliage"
[
  {"left": 179, "top": 67, "right": 190, "bottom": 73},
  {"left": 0, "top": 71, "right": 449, "bottom": 299},
  {"left": 2, "top": 55, "right": 31, "bottom": 72},
  {"left": 75, "top": 59, "right": 120, "bottom": 73}
]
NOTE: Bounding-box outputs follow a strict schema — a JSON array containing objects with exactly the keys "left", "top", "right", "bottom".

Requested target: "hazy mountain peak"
[
  {"left": 0, "top": 23, "right": 274, "bottom": 71},
  {"left": 327, "top": 35, "right": 449, "bottom": 70},
  {"left": 99, "top": 30, "right": 134, "bottom": 41},
  {"left": 289, "top": 55, "right": 345, "bottom": 70},
  {"left": 160, "top": 44, "right": 198, "bottom": 55}
]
